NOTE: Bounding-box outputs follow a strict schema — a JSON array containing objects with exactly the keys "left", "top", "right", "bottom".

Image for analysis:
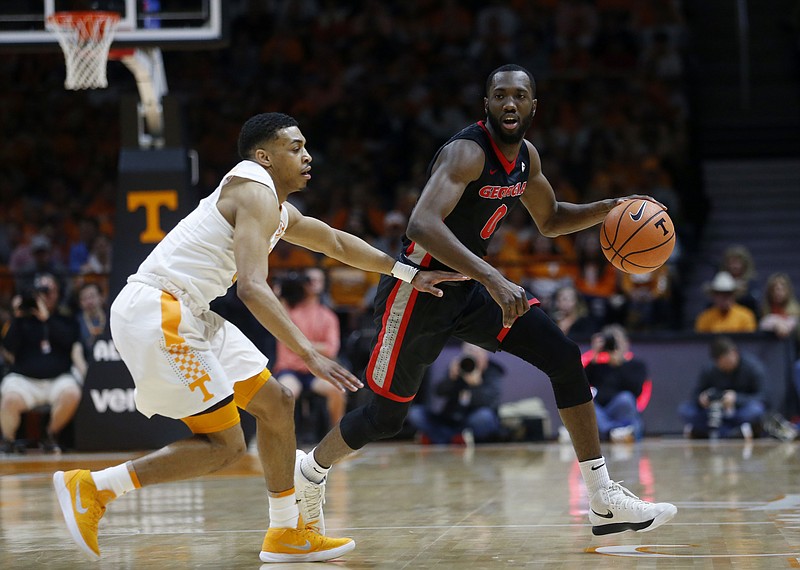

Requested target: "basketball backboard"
[{"left": 0, "top": 0, "right": 224, "bottom": 47}]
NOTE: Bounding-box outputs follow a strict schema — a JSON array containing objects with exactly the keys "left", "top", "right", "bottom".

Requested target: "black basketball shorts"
[{"left": 363, "top": 274, "right": 542, "bottom": 402}]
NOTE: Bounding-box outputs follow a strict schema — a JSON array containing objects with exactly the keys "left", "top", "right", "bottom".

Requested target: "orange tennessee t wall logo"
[{"left": 127, "top": 190, "right": 179, "bottom": 243}]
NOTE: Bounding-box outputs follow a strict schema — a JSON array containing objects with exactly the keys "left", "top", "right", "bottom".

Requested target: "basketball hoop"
[{"left": 46, "top": 11, "right": 121, "bottom": 90}]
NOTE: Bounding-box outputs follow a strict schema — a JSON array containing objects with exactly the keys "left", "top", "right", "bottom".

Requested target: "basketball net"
[
  {"left": 46, "top": 11, "right": 121, "bottom": 90},
  {"left": 47, "top": 11, "right": 169, "bottom": 148}
]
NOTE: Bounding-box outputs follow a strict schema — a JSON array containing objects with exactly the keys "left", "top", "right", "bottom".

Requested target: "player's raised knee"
[{"left": 370, "top": 413, "right": 406, "bottom": 440}]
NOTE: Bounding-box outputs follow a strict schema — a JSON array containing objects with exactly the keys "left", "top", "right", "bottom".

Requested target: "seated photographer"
[
  {"left": 678, "top": 336, "right": 767, "bottom": 440},
  {"left": 0, "top": 273, "right": 86, "bottom": 454},
  {"left": 408, "top": 342, "right": 504, "bottom": 445},
  {"left": 584, "top": 325, "right": 647, "bottom": 443}
]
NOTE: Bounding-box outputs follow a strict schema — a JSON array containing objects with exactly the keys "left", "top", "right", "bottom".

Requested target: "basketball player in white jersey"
[{"left": 52, "top": 112, "right": 466, "bottom": 563}]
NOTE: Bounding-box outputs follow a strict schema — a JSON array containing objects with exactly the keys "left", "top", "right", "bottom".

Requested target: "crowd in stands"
[
  {"left": 1, "top": 1, "right": 699, "bottom": 335},
  {"left": 1, "top": 2, "right": 797, "bottom": 399}
]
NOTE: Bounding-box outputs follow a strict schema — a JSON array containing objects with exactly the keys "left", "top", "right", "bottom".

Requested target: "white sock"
[
  {"left": 269, "top": 493, "right": 299, "bottom": 529},
  {"left": 301, "top": 447, "right": 330, "bottom": 484},
  {"left": 579, "top": 456, "right": 611, "bottom": 496},
  {"left": 91, "top": 463, "right": 136, "bottom": 497}
]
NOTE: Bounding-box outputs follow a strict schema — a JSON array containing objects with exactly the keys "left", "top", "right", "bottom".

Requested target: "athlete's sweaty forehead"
[
  {"left": 488, "top": 71, "right": 533, "bottom": 97},
  {"left": 273, "top": 126, "right": 307, "bottom": 149}
]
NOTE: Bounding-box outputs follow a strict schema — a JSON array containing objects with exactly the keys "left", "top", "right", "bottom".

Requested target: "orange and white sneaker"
[
  {"left": 53, "top": 470, "right": 114, "bottom": 558},
  {"left": 259, "top": 526, "right": 355, "bottom": 563}
]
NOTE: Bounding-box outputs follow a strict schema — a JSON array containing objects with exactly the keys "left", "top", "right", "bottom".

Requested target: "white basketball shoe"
[
  {"left": 294, "top": 449, "right": 327, "bottom": 535},
  {"left": 589, "top": 481, "right": 677, "bottom": 536}
]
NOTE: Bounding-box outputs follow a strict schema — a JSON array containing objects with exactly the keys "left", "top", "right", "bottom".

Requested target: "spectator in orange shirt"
[
  {"left": 695, "top": 271, "right": 757, "bottom": 333},
  {"left": 573, "top": 227, "right": 621, "bottom": 325}
]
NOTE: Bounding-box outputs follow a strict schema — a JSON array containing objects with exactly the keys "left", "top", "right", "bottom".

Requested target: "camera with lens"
[
  {"left": 705, "top": 388, "right": 724, "bottom": 430},
  {"left": 18, "top": 286, "right": 47, "bottom": 315},
  {"left": 458, "top": 355, "right": 477, "bottom": 374},
  {"left": 601, "top": 332, "right": 617, "bottom": 352}
]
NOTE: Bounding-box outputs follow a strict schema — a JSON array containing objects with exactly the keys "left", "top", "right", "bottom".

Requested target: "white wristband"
[{"left": 391, "top": 261, "right": 420, "bottom": 283}]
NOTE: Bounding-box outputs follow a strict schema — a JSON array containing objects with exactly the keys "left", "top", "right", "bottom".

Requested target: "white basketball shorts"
[{"left": 110, "top": 281, "right": 268, "bottom": 419}]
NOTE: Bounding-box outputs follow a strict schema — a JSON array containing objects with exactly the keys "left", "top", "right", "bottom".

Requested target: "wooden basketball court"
[{"left": 2, "top": 438, "right": 800, "bottom": 568}]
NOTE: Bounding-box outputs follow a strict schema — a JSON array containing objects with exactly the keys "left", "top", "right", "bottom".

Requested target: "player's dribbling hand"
[
  {"left": 486, "top": 276, "right": 530, "bottom": 328},
  {"left": 411, "top": 270, "right": 469, "bottom": 297},
  {"left": 304, "top": 352, "right": 363, "bottom": 392},
  {"left": 615, "top": 194, "right": 667, "bottom": 210}
]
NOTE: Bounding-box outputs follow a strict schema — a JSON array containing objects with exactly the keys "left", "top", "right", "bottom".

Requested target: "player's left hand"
[
  {"left": 614, "top": 194, "right": 667, "bottom": 210},
  {"left": 411, "top": 270, "right": 469, "bottom": 297},
  {"left": 304, "top": 351, "right": 363, "bottom": 393}
]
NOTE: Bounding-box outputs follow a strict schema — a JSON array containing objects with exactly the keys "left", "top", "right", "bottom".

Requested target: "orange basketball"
[{"left": 600, "top": 199, "right": 675, "bottom": 274}]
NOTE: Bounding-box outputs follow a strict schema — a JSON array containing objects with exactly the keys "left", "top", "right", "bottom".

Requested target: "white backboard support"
[{"left": 0, "top": 0, "right": 224, "bottom": 47}]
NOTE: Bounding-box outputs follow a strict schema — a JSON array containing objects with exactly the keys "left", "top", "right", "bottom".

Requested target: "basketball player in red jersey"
[{"left": 295, "top": 64, "right": 676, "bottom": 538}]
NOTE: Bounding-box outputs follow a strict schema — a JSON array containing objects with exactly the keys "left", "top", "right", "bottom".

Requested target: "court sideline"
[{"left": 2, "top": 438, "right": 800, "bottom": 568}]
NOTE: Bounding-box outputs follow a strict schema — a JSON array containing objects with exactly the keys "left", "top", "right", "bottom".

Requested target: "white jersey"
[{"left": 131, "top": 160, "right": 289, "bottom": 315}]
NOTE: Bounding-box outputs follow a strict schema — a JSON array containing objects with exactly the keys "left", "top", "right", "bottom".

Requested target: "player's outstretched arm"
[
  {"left": 282, "top": 202, "right": 394, "bottom": 273},
  {"left": 521, "top": 142, "right": 666, "bottom": 236},
  {"left": 519, "top": 141, "right": 614, "bottom": 236},
  {"left": 227, "top": 182, "right": 361, "bottom": 392},
  {"left": 282, "top": 203, "right": 467, "bottom": 292}
]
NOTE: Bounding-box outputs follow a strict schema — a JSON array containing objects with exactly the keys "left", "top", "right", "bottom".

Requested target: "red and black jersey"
[{"left": 402, "top": 121, "right": 531, "bottom": 271}]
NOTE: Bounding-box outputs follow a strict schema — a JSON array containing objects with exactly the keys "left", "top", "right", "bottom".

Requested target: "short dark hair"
[
  {"left": 280, "top": 271, "right": 310, "bottom": 309},
  {"left": 79, "top": 281, "right": 103, "bottom": 296},
  {"left": 485, "top": 64, "right": 536, "bottom": 97},
  {"left": 238, "top": 113, "right": 299, "bottom": 159},
  {"left": 710, "top": 336, "right": 737, "bottom": 360}
]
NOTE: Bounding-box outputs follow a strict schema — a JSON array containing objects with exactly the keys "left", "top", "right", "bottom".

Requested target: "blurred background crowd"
[
  {"left": 1, "top": 0, "right": 798, "bottom": 375},
  {"left": 0, "top": 1, "right": 701, "bottom": 330}
]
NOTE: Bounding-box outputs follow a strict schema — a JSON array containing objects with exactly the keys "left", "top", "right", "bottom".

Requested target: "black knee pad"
[
  {"left": 339, "top": 393, "right": 412, "bottom": 450},
  {"left": 501, "top": 309, "right": 592, "bottom": 410},
  {"left": 547, "top": 339, "right": 593, "bottom": 409}
]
